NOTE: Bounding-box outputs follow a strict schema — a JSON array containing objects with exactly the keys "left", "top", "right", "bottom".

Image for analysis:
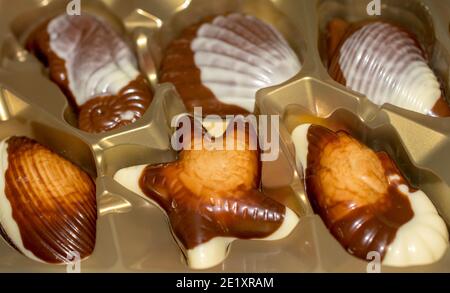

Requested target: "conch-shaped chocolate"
[
  {"left": 0, "top": 137, "right": 97, "bottom": 264},
  {"left": 160, "top": 13, "right": 302, "bottom": 115},
  {"left": 114, "top": 117, "right": 299, "bottom": 269},
  {"left": 328, "top": 20, "right": 450, "bottom": 117},
  {"left": 26, "top": 14, "right": 153, "bottom": 133},
  {"left": 292, "top": 124, "right": 448, "bottom": 267}
]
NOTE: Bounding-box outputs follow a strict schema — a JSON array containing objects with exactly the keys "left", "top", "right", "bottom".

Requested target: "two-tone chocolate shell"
[
  {"left": 160, "top": 13, "right": 302, "bottom": 115},
  {"left": 114, "top": 117, "right": 299, "bottom": 269},
  {"left": 328, "top": 21, "right": 450, "bottom": 116},
  {"left": 26, "top": 14, "right": 153, "bottom": 133},
  {"left": 291, "top": 124, "right": 448, "bottom": 267},
  {"left": 0, "top": 137, "right": 97, "bottom": 264}
]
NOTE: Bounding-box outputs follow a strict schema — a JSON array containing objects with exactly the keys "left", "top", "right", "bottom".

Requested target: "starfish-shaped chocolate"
[{"left": 114, "top": 117, "right": 298, "bottom": 269}]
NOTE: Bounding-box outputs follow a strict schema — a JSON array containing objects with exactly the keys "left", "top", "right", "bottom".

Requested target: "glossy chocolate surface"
[
  {"left": 160, "top": 13, "right": 301, "bottom": 116},
  {"left": 327, "top": 19, "right": 450, "bottom": 117},
  {"left": 2, "top": 137, "right": 97, "bottom": 263},
  {"left": 305, "top": 125, "right": 414, "bottom": 260},
  {"left": 78, "top": 75, "right": 152, "bottom": 133},
  {"left": 138, "top": 120, "right": 285, "bottom": 249},
  {"left": 160, "top": 21, "right": 250, "bottom": 116},
  {"left": 26, "top": 14, "right": 153, "bottom": 133}
]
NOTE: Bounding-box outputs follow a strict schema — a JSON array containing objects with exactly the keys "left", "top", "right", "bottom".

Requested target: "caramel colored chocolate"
[
  {"left": 327, "top": 19, "right": 352, "bottom": 87},
  {"left": 78, "top": 75, "right": 152, "bottom": 133},
  {"left": 160, "top": 22, "right": 249, "bottom": 116},
  {"left": 326, "top": 18, "right": 350, "bottom": 62},
  {"left": 2, "top": 137, "right": 97, "bottom": 263},
  {"left": 26, "top": 15, "right": 153, "bottom": 133},
  {"left": 138, "top": 120, "right": 285, "bottom": 249},
  {"left": 305, "top": 125, "right": 414, "bottom": 260},
  {"left": 431, "top": 96, "right": 450, "bottom": 117},
  {"left": 161, "top": 13, "right": 302, "bottom": 116}
]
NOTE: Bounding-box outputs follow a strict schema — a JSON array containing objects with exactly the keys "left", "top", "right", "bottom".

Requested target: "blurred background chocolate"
[
  {"left": 160, "top": 13, "right": 302, "bottom": 116},
  {"left": 26, "top": 14, "right": 153, "bottom": 133},
  {"left": 327, "top": 19, "right": 450, "bottom": 117}
]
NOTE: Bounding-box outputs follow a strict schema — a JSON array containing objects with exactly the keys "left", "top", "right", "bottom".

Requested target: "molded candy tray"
[{"left": 0, "top": 0, "right": 449, "bottom": 272}]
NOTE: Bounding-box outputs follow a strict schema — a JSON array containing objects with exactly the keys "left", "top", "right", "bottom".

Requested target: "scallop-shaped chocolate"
[
  {"left": 292, "top": 124, "right": 448, "bottom": 267},
  {"left": 328, "top": 21, "right": 449, "bottom": 116},
  {"left": 0, "top": 137, "right": 97, "bottom": 264},
  {"left": 160, "top": 13, "right": 302, "bottom": 115},
  {"left": 26, "top": 14, "right": 153, "bottom": 133}
]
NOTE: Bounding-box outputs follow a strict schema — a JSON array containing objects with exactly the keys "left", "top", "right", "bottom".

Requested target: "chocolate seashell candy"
[
  {"left": 26, "top": 14, "right": 153, "bottom": 133},
  {"left": 328, "top": 20, "right": 450, "bottom": 117},
  {"left": 160, "top": 13, "right": 302, "bottom": 116},
  {"left": 292, "top": 124, "right": 449, "bottom": 267},
  {"left": 0, "top": 137, "right": 97, "bottom": 264}
]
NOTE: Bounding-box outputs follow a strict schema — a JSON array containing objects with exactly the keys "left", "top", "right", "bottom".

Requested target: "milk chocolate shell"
[
  {"left": 0, "top": 137, "right": 97, "bottom": 264},
  {"left": 292, "top": 124, "right": 448, "bottom": 267},
  {"left": 114, "top": 118, "right": 299, "bottom": 269},
  {"left": 160, "top": 13, "right": 302, "bottom": 115},
  {"left": 328, "top": 20, "right": 450, "bottom": 117},
  {"left": 26, "top": 14, "right": 153, "bottom": 133}
]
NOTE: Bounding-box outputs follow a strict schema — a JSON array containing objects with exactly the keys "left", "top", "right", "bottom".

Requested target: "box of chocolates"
[{"left": 0, "top": 0, "right": 449, "bottom": 272}]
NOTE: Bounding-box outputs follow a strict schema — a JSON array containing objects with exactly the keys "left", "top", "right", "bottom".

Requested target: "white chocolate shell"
[
  {"left": 0, "top": 137, "right": 97, "bottom": 264},
  {"left": 47, "top": 14, "right": 140, "bottom": 106},
  {"left": 291, "top": 124, "right": 448, "bottom": 267},
  {"left": 191, "top": 13, "right": 302, "bottom": 112},
  {"left": 331, "top": 22, "right": 441, "bottom": 115}
]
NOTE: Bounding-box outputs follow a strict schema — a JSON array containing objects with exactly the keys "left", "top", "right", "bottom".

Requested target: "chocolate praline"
[
  {"left": 160, "top": 13, "right": 301, "bottom": 116},
  {"left": 27, "top": 14, "right": 153, "bottom": 133},
  {"left": 327, "top": 19, "right": 450, "bottom": 117}
]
